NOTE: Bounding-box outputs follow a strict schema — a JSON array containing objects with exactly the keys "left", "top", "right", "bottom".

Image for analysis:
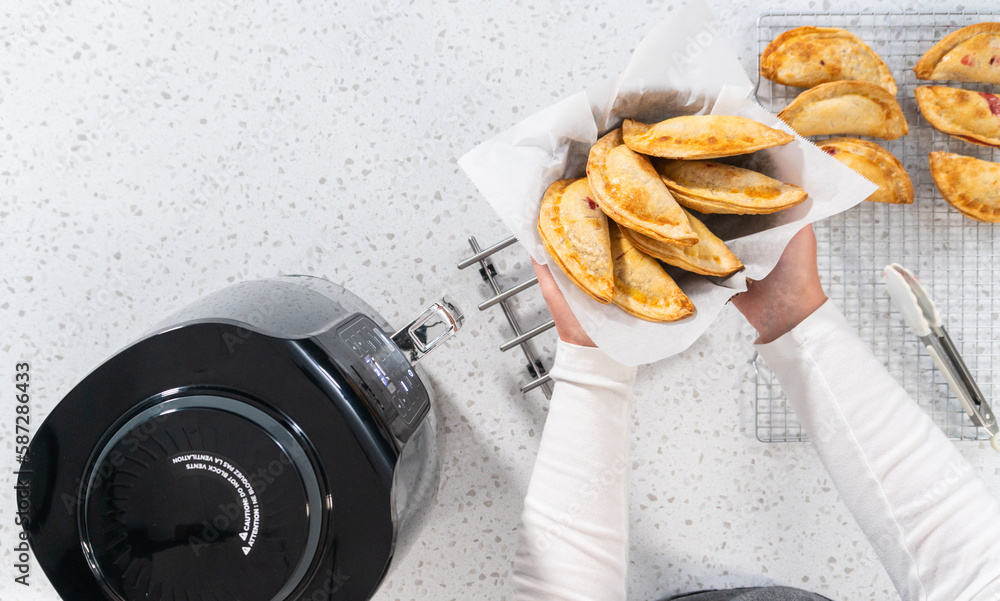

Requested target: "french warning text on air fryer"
[{"left": 12, "top": 362, "right": 32, "bottom": 586}]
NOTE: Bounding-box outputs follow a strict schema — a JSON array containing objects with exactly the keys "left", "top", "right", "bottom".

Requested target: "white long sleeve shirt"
[{"left": 514, "top": 300, "right": 1000, "bottom": 601}]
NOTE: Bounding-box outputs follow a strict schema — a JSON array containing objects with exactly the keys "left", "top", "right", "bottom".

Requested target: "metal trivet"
[
  {"left": 752, "top": 10, "right": 999, "bottom": 443},
  {"left": 459, "top": 236, "right": 555, "bottom": 398}
]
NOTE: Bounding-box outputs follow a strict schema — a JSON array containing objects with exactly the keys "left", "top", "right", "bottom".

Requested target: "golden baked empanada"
[
  {"left": 761, "top": 26, "right": 896, "bottom": 94},
  {"left": 538, "top": 178, "right": 614, "bottom": 303},
  {"left": 915, "top": 86, "right": 1000, "bottom": 148},
  {"left": 609, "top": 222, "right": 694, "bottom": 322},
  {"left": 818, "top": 138, "right": 913, "bottom": 204},
  {"left": 914, "top": 22, "right": 1000, "bottom": 85},
  {"left": 652, "top": 158, "right": 808, "bottom": 215},
  {"left": 621, "top": 211, "right": 743, "bottom": 277},
  {"left": 777, "top": 81, "right": 908, "bottom": 139},
  {"left": 622, "top": 116, "right": 794, "bottom": 160},
  {"left": 587, "top": 128, "right": 698, "bottom": 247},
  {"left": 929, "top": 151, "right": 1000, "bottom": 222}
]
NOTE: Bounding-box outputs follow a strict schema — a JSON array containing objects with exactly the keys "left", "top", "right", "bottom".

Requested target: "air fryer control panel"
[{"left": 336, "top": 315, "right": 429, "bottom": 428}]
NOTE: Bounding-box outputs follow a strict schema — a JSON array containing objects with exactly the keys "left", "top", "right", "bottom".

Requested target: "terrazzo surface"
[{"left": 2, "top": 1, "right": 999, "bottom": 599}]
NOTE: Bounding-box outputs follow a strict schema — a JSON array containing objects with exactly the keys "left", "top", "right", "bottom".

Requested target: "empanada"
[
  {"left": 622, "top": 116, "right": 794, "bottom": 160},
  {"left": 652, "top": 158, "right": 808, "bottom": 215},
  {"left": 777, "top": 81, "right": 908, "bottom": 139},
  {"left": 929, "top": 151, "right": 1000, "bottom": 222},
  {"left": 914, "top": 22, "right": 1000, "bottom": 85},
  {"left": 818, "top": 138, "right": 913, "bottom": 204},
  {"left": 609, "top": 222, "right": 695, "bottom": 322},
  {"left": 538, "top": 178, "right": 615, "bottom": 303},
  {"left": 915, "top": 86, "right": 1000, "bottom": 148},
  {"left": 621, "top": 211, "right": 743, "bottom": 277},
  {"left": 761, "top": 26, "right": 896, "bottom": 94},
  {"left": 587, "top": 128, "right": 699, "bottom": 247}
]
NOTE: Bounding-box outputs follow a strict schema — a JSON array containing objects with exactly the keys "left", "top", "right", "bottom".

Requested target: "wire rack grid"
[{"left": 752, "top": 11, "right": 1000, "bottom": 443}]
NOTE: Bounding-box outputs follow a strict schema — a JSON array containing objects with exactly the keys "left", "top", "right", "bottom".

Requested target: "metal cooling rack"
[
  {"left": 752, "top": 10, "right": 999, "bottom": 443},
  {"left": 458, "top": 236, "right": 555, "bottom": 398}
]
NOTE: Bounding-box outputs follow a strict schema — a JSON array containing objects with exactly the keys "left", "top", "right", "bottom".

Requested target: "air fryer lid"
[
  {"left": 25, "top": 327, "right": 397, "bottom": 600},
  {"left": 81, "top": 396, "right": 322, "bottom": 601},
  {"left": 23, "top": 277, "right": 461, "bottom": 600}
]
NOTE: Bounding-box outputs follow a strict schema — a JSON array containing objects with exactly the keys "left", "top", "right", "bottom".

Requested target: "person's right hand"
[{"left": 731, "top": 224, "right": 827, "bottom": 344}]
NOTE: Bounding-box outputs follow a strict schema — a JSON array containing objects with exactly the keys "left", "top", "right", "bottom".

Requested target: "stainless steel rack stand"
[{"left": 459, "top": 236, "right": 555, "bottom": 398}]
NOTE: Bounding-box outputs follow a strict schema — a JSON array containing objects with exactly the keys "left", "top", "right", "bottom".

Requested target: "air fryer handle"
[{"left": 391, "top": 296, "right": 464, "bottom": 364}]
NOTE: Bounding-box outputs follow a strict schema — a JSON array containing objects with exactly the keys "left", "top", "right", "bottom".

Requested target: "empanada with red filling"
[
  {"left": 818, "top": 138, "right": 913, "bottom": 204},
  {"left": 538, "top": 178, "right": 615, "bottom": 303},
  {"left": 915, "top": 23, "right": 1000, "bottom": 85},
  {"left": 916, "top": 85, "right": 1000, "bottom": 148},
  {"left": 761, "top": 26, "right": 896, "bottom": 94}
]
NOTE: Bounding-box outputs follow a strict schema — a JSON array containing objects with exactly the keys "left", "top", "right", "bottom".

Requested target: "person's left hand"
[
  {"left": 730, "top": 224, "right": 827, "bottom": 344},
  {"left": 532, "top": 259, "right": 596, "bottom": 347}
]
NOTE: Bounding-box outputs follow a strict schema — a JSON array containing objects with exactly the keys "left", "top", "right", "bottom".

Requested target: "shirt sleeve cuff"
[{"left": 551, "top": 339, "right": 638, "bottom": 385}]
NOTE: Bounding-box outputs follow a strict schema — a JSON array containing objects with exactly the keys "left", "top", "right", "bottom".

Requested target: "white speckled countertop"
[{"left": 2, "top": 1, "right": 999, "bottom": 599}]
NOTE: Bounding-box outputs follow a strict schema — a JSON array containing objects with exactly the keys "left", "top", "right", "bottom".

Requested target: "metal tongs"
[{"left": 883, "top": 263, "right": 1000, "bottom": 452}]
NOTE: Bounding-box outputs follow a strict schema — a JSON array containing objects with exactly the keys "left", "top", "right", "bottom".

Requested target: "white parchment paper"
[{"left": 458, "top": 0, "right": 877, "bottom": 367}]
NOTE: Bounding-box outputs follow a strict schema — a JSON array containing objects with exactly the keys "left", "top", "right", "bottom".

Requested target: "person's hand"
[
  {"left": 731, "top": 224, "right": 827, "bottom": 344},
  {"left": 532, "top": 259, "right": 596, "bottom": 347}
]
